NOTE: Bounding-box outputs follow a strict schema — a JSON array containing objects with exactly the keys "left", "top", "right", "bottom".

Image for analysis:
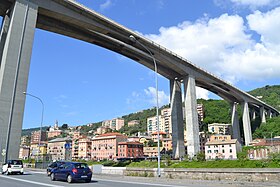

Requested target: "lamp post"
[
  {"left": 23, "top": 92, "right": 44, "bottom": 162},
  {"left": 129, "top": 35, "right": 161, "bottom": 177}
]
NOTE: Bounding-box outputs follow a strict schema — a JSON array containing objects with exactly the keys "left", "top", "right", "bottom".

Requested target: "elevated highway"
[{"left": 0, "top": 0, "right": 279, "bottom": 161}]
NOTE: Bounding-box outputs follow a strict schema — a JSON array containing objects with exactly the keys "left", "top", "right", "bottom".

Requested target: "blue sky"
[{"left": 3, "top": 0, "right": 278, "bottom": 129}]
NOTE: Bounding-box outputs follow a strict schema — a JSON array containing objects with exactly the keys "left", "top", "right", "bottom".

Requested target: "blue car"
[{"left": 50, "top": 162, "right": 92, "bottom": 183}]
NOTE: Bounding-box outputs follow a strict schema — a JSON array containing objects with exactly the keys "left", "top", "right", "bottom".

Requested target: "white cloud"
[
  {"left": 230, "top": 0, "right": 280, "bottom": 9},
  {"left": 196, "top": 87, "right": 209, "bottom": 100},
  {"left": 144, "top": 87, "right": 169, "bottom": 107},
  {"left": 100, "top": 0, "right": 112, "bottom": 11},
  {"left": 145, "top": 9, "right": 280, "bottom": 85},
  {"left": 247, "top": 7, "right": 280, "bottom": 45}
]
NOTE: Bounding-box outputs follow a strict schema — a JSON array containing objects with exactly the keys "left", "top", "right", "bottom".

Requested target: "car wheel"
[
  {"left": 85, "top": 179, "right": 91, "bottom": 183},
  {"left": 20, "top": 172, "right": 24, "bottom": 175},
  {"left": 50, "top": 173, "right": 56, "bottom": 181},
  {"left": 67, "top": 175, "right": 73, "bottom": 183}
]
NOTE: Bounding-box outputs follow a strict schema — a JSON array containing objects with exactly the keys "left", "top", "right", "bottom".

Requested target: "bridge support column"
[
  {"left": 268, "top": 109, "right": 272, "bottom": 119},
  {"left": 231, "top": 102, "right": 241, "bottom": 143},
  {"left": 170, "top": 79, "right": 185, "bottom": 159},
  {"left": 260, "top": 106, "right": 266, "bottom": 123},
  {"left": 184, "top": 75, "right": 200, "bottom": 158},
  {"left": 0, "top": 0, "right": 37, "bottom": 161},
  {"left": 242, "top": 101, "right": 252, "bottom": 145}
]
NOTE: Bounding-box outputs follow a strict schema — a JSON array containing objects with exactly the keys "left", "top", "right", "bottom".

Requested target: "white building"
[
  {"left": 208, "top": 123, "right": 232, "bottom": 135},
  {"left": 205, "top": 139, "right": 241, "bottom": 160},
  {"left": 102, "top": 118, "right": 124, "bottom": 131}
]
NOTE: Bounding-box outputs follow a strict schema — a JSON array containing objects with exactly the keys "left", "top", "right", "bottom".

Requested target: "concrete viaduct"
[{"left": 0, "top": 0, "right": 279, "bottom": 161}]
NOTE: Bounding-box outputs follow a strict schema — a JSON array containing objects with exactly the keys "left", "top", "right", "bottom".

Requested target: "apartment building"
[
  {"left": 30, "top": 130, "right": 47, "bottom": 144},
  {"left": 19, "top": 146, "right": 30, "bottom": 160},
  {"left": 143, "top": 147, "right": 164, "bottom": 158},
  {"left": 71, "top": 131, "right": 81, "bottom": 160},
  {"left": 92, "top": 133, "right": 127, "bottom": 161},
  {"left": 248, "top": 138, "right": 280, "bottom": 159},
  {"left": 30, "top": 143, "right": 47, "bottom": 159},
  {"left": 78, "top": 137, "right": 92, "bottom": 160},
  {"left": 20, "top": 135, "right": 30, "bottom": 146},
  {"left": 110, "top": 118, "right": 124, "bottom": 130},
  {"left": 96, "top": 126, "right": 111, "bottom": 135},
  {"left": 102, "top": 118, "right": 125, "bottom": 131},
  {"left": 147, "top": 105, "right": 204, "bottom": 135},
  {"left": 162, "top": 138, "right": 172, "bottom": 151},
  {"left": 128, "top": 120, "right": 140, "bottom": 127},
  {"left": 208, "top": 123, "right": 232, "bottom": 135},
  {"left": 47, "top": 137, "right": 72, "bottom": 161},
  {"left": 47, "top": 130, "right": 62, "bottom": 139},
  {"left": 118, "top": 141, "right": 144, "bottom": 158},
  {"left": 205, "top": 138, "right": 241, "bottom": 160},
  {"left": 151, "top": 132, "right": 168, "bottom": 141}
]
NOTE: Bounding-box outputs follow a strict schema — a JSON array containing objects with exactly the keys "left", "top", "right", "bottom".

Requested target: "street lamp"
[
  {"left": 23, "top": 92, "right": 44, "bottom": 161},
  {"left": 129, "top": 35, "right": 161, "bottom": 177}
]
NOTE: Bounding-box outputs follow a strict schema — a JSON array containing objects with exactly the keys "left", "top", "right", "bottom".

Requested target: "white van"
[{"left": 2, "top": 160, "right": 24, "bottom": 175}]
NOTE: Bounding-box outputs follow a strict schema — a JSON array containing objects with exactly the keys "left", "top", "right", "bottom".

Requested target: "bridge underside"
[{"left": 0, "top": 0, "right": 278, "bottom": 161}]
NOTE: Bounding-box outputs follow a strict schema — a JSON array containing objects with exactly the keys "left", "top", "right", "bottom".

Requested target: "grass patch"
[{"left": 127, "top": 159, "right": 280, "bottom": 168}]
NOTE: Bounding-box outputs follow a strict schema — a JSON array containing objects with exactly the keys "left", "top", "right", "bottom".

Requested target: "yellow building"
[{"left": 47, "top": 137, "right": 72, "bottom": 161}]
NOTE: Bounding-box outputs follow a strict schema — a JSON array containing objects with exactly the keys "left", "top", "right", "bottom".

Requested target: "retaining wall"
[{"left": 95, "top": 167, "right": 280, "bottom": 182}]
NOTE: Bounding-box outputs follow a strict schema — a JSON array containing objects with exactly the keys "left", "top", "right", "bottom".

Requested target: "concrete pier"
[
  {"left": 231, "top": 102, "right": 241, "bottom": 143},
  {"left": 260, "top": 106, "right": 266, "bottom": 123},
  {"left": 170, "top": 79, "right": 185, "bottom": 159},
  {"left": 0, "top": 0, "right": 37, "bottom": 161},
  {"left": 184, "top": 75, "right": 200, "bottom": 158},
  {"left": 242, "top": 101, "right": 252, "bottom": 145}
]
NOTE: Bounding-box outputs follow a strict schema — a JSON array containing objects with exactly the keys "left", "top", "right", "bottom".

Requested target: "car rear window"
[
  {"left": 8, "top": 160, "right": 22, "bottom": 165},
  {"left": 73, "top": 163, "right": 88, "bottom": 169}
]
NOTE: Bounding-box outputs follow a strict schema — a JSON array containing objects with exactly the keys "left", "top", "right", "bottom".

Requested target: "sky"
[{"left": 2, "top": 0, "right": 279, "bottom": 129}]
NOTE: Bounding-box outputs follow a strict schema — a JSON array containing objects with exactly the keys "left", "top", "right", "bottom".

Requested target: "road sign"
[
  {"left": 2, "top": 149, "right": 6, "bottom": 156},
  {"left": 64, "top": 143, "right": 71, "bottom": 149}
]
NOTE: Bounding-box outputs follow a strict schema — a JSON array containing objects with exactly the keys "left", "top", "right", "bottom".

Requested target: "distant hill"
[
  {"left": 21, "top": 126, "right": 49, "bottom": 136},
  {"left": 248, "top": 85, "right": 280, "bottom": 111},
  {"left": 22, "top": 85, "right": 279, "bottom": 136}
]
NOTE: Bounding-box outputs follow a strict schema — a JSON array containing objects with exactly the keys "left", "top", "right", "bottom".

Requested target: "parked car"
[
  {"left": 50, "top": 162, "right": 92, "bottom": 183},
  {"left": 46, "top": 161, "right": 67, "bottom": 176},
  {"left": 2, "top": 160, "right": 24, "bottom": 175}
]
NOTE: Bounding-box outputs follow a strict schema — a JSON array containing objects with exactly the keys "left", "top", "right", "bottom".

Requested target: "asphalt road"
[{"left": 0, "top": 169, "right": 278, "bottom": 187}]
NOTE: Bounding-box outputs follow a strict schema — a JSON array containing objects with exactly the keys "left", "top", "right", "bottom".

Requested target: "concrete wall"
[{"left": 94, "top": 166, "right": 280, "bottom": 182}]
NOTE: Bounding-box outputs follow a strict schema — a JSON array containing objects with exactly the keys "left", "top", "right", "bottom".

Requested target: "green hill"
[
  {"left": 22, "top": 85, "right": 279, "bottom": 136},
  {"left": 249, "top": 85, "right": 280, "bottom": 111}
]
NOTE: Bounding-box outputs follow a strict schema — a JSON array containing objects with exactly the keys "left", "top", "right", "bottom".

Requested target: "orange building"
[
  {"left": 71, "top": 131, "right": 81, "bottom": 160},
  {"left": 151, "top": 132, "right": 168, "bottom": 141},
  {"left": 92, "top": 133, "right": 127, "bottom": 161},
  {"left": 118, "top": 141, "right": 144, "bottom": 158},
  {"left": 162, "top": 138, "right": 172, "bottom": 151},
  {"left": 78, "top": 137, "right": 92, "bottom": 160}
]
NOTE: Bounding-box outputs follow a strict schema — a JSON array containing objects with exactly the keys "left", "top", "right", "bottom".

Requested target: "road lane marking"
[
  {"left": 95, "top": 178, "right": 187, "bottom": 187},
  {"left": 0, "top": 175, "right": 64, "bottom": 187}
]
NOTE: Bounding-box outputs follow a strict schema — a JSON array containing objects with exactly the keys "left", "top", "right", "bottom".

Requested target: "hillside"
[
  {"left": 22, "top": 85, "right": 279, "bottom": 136},
  {"left": 249, "top": 85, "right": 280, "bottom": 111}
]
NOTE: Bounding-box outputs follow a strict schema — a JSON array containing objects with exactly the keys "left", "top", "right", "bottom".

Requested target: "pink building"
[
  {"left": 47, "top": 130, "right": 62, "bottom": 139},
  {"left": 92, "top": 133, "right": 127, "bottom": 161}
]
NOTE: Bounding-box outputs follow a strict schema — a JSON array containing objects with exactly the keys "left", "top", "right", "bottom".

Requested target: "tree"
[{"left": 61, "top": 124, "right": 68, "bottom": 129}]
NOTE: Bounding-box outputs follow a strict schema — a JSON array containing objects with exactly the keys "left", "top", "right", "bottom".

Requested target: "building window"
[
  {"left": 222, "top": 150, "right": 225, "bottom": 153},
  {"left": 230, "top": 149, "right": 232, "bottom": 153},
  {"left": 207, "top": 150, "right": 211, "bottom": 153}
]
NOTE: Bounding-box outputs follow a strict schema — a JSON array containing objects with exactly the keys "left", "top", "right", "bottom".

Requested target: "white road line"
[
  {"left": 96, "top": 178, "right": 187, "bottom": 187},
  {"left": 0, "top": 175, "right": 64, "bottom": 187}
]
